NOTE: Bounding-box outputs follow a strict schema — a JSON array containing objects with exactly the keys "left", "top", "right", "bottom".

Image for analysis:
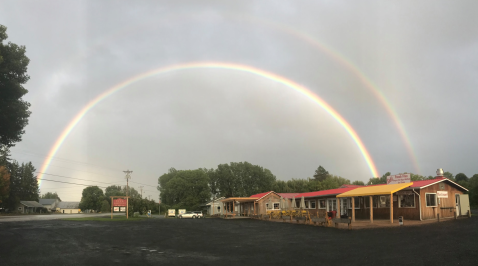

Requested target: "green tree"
[
  {"left": 352, "top": 180, "right": 365, "bottom": 186},
  {"left": 100, "top": 200, "right": 110, "bottom": 213},
  {"left": 0, "top": 165, "right": 10, "bottom": 206},
  {"left": 40, "top": 192, "right": 61, "bottom": 201},
  {"left": 79, "top": 186, "right": 104, "bottom": 212},
  {"left": 313, "top": 166, "right": 329, "bottom": 181},
  {"left": 455, "top": 173, "right": 468, "bottom": 183},
  {"left": 0, "top": 25, "right": 31, "bottom": 149},
  {"left": 6, "top": 161, "right": 38, "bottom": 209},
  {"left": 158, "top": 169, "right": 210, "bottom": 210},
  {"left": 367, "top": 172, "right": 389, "bottom": 185},
  {"left": 104, "top": 185, "right": 124, "bottom": 205},
  {"left": 443, "top": 171, "right": 455, "bottom": 181}
]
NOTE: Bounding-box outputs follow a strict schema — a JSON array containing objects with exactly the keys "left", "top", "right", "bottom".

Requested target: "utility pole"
[
  {"left": 123, "top": 170, "right": 133, "bottom": 197},
  {"left": 148, "top": 195, "right": 151, "bottom": 200},
  {"left": 123, "top": 170, "right": 132, "bottom": 219},
  {"left": 139, "top": 186, "right": 144, "bottom": 198}
]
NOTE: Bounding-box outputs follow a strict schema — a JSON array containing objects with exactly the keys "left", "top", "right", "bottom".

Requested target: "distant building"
[
  {"left": 57, "top": 202, "right": 80, "bottom": 214},
  {"left": 39, "top": 199, "right": 60, "bottom": 212},
  {"left": 16, "top": 201, "right": 46, "bottom": 214},
  {"left": 204, "top": 197, "right": 225, "bottom": 215}
]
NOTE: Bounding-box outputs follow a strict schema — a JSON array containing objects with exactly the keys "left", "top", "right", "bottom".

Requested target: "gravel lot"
[{"left": 0, "top": 215, "right": 477, "bottom": 266}]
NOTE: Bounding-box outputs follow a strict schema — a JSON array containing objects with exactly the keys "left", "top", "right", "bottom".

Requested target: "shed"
[
  {"left": 39, "top": 199, "right": 60, "bottom": 212},
  {"left": 16, "top": 201, "right": 46, "bottom": 214}
]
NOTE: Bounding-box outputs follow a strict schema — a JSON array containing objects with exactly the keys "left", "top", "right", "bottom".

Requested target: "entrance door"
[
  {"left": 455, "top": 194, "right": 461, "bottom": 216},
  {"left": 340, "top": 198, "right": 348, "bottom": 216},
  {"left": 327, "top": 199, "right": 336, "bottom": 212}
]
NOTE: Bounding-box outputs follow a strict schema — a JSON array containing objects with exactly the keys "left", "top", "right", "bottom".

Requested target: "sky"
[{"left": 1, "top": 0, "right": 477, "bottom": 201}]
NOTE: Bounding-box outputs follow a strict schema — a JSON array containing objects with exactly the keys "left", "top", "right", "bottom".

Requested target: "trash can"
[{"left": 398, "top": 216, "right": 404, "bottom": 226}]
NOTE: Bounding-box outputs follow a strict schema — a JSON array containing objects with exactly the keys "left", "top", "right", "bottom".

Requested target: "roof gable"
[
  {"left": 58, "top": 202, "right": 80, "bottom": 209},
  {"left": 20, "top": 201, "right": 45, "bottom": 208}
]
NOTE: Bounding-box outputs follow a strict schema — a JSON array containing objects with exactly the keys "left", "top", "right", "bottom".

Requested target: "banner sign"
[
  {"left": 120, "top": 207, "right": 126, "bottom": 212},
  {"left": 437, "top": 191, "right": 448, "bottom": 198},
  {"left": 114, "top": 207, "right": 119, "bottom": 212},
  {"left": 387, "top": 174, "right": 411, "bottom": 185},
  {"left": 113, "top": 198, "right": 127, "bottom": 207}
]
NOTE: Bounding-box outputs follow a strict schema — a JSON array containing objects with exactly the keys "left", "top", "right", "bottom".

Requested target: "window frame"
[
  {"left": 309, "top": 200, "right": 316, "bottom": 209},
  {"left": 377, "top": 195, "right": 390, "bottom": 208},
  {"left": 398, "top": 193, "right": 416, "bottom": 208},
  {"left": 425, "top": 193, "right": 437, "bottom": 207},
  {"left": 273, "top": 202, "right": 280, "bottom": 210},
  {"left": 318, "top": 199, "right": 326, "bottom": 209},
  {"left": 347, "top": 197, "right": 361, "bottom": 209}
]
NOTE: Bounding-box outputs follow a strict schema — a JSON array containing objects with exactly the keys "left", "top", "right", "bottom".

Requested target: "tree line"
[{"left": 158, "top": 163, "right": 478, "bottom": 211}]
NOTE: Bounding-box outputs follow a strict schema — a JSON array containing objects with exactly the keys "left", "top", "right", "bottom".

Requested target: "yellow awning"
[{"left": 336, "top": 182, "right": 413, "bottom": 197}]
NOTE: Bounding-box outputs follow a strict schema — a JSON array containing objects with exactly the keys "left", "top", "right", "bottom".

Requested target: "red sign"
[{"left": 113, "top": 198, "right": 127, "bottom": 207}]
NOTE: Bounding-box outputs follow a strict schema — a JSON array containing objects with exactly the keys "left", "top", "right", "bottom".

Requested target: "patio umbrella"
[
  {"left": 285, "top": 198, "right": 290, "bottom": 210},
  {"left": 279, "top": 196, "right": 283, "bottom": 209},
  {"left": 268, "top": 197, "right": 272, "bottom": 210},
  {"left": 291, "top": 196, "right": 297, "bottom": 209},
  {"left": 300, "top": 196, "right": 306, "bottom": 209}
]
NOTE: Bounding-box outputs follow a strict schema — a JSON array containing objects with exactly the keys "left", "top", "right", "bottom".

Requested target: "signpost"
[
  {"left": 387, "top": 174, "right": 411, "bottom": 185},
  {"left": 110, "top": 196, "right": 130, "bottom": 219}
]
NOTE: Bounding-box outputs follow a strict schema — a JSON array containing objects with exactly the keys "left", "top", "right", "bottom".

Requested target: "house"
[
  {"left": 57, "top": 202, "right": 80, "bottom": 214},
  {"left": 39, "top": 199, "right": 60, "bottom": 212},
  {"left": 336, "top": 173, "right": 470, "bottom": 223},
  {"left": 204, "top": 197, "right": 225, "bottom": 215},
  {"left": 16, "top": 201, "right": 46, "bottom": 214},
  {"left": 221, "top": 192, "right": 300, "bottom": 216}
]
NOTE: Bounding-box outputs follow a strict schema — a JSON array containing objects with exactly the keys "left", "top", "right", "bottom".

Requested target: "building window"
[
  {"left": 310, "top": 200, "right": 316, "bottom": 209},
  {"left": 273, "top": 203, "right": 280, "bottom": 210},
  {"left": 399, "top": 194, "right": 415, "bottom": 208},
  {"left": 319, "top": 200, "right": 326, "bottom": 209},
  {"left": 426, "top": 193, "right": 437, "bottom": 207},
  {"left": 378, "top": 195, "right": 390, "bottom": 208},
  {"left": 304, "top": 200, "right": 309, "bottom": 209},
  {"left": 266, "top": 203, "right": 270, "bottom": 209},
  {"left": 348, "top": 197, "right": 360, "bottom": 209}
]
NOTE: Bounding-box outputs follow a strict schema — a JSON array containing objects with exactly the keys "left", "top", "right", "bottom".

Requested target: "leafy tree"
[
  {"left": 455, "top": 173, "right": 468, "bottom": 183},
  {"left": 104, "top": 185, "right": 124, "bottom": 205},
  {"left": 352, "top": 180, "right": 365, "bottom": 186},
  {"left": 6, "top": 161, "right": 38, "bottom": 209},
  {"left": 443, "top": 171, "right": 455, "bottom": 181},
  {"left": 123, "top": 186, "right": 140, "bottom": 199},
  {"left": 40, "top": 192, "right": 61, "bottom": 201},
  {"left": 313, "top": 166, "right": 329, "bottom": 181},
  {"left": 0, "top": 165, "right": 10, "bottom": 205},
  {"left": 79, "top": 186, "right": 104, "bottom": 212},
  {"left": 367, "top": 172, "right": 389, "bottom": 185},
  {"left": 158, "top": 169, "right": 210, "bottom": 210},
  {"left": 0, "top": 25, "right": 31, "bottom": 149},
  {"left": 100, "top": 200, "right": 110, "bottom": 213}
]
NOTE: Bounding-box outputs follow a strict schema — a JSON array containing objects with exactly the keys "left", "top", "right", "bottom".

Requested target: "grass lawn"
[{"left": 62, "top": 216, "right": 147, "bottom": 222}]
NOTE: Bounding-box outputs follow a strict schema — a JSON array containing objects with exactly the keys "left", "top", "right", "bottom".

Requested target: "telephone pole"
[
  {"left": 139, "top": 186, "right": 144, "bottom": 198},
  {"left": 123, "top": 170, "right": 133, "bottom": 197},
  {"left": 148, "top": 195, "right": 151, "bottom": 200}
]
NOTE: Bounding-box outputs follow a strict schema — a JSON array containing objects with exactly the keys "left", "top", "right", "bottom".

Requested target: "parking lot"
[{"left": 0, "top": 214, "right": 477, "bottom": 266}]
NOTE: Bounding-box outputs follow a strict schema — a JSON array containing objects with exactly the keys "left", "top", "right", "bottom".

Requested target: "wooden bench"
[
  {"left": 311, "top": 217, "right": 328, "bottom": 226},
  {"left": 332, "top": 217, "right": 352, "bottom": 229},
  {"left": 295, "top": 216, "right": 307, "bottom": 224},
  {"left": 282, "top": 215, "right": 291, "bottom": 222}
]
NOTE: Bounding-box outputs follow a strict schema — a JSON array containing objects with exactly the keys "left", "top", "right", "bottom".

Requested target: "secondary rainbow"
[{"left": 37, "top": 62, "right": 379, "bottom": 186}]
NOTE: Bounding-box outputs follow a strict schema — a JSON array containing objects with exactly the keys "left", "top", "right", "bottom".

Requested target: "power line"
[
  {"left": 35, "top": 172, "right": 157, "bottom": 188},
  {"left": 40, "top": 178, "right": 108, "bottom": 188}
]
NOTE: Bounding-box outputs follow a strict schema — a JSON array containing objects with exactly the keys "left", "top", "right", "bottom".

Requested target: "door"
[
  {"left": 459, "top": 194, "right": 470, "bottom": 216},
  {"left": 340, "top": 198, "right": 348, "bottom": 216},
  {"left": 455, "top": 194, "right": 460, "bottom": 216},
  {"left": 62, "top": 210, "right": 64, "bottom": 214},
  {"left": 327, "top": 199, "right": 337, "bottom": 212}
]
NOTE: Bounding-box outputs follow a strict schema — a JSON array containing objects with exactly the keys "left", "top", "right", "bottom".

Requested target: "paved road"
[{"left": 0, "top": 213, "right": 124, "bottom": 222}]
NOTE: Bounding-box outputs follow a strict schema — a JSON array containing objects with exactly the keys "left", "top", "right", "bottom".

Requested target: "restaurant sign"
[
  {"left": 437, "top": 191, "right": 448, "bottom": 198},
  {"left": 387, "top": 174, "right": 411, "bottom": 185},
  {"left": 113, "top": 198, "right": 127, "bottom": 207}
]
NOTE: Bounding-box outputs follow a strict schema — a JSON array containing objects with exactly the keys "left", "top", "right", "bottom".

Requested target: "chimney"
[{"left": 436, "top": 168, "right": 444, "bottom": 177}]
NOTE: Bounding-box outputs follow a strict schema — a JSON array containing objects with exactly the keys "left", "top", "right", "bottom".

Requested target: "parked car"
[
  {"left": 178, "top": 211, "right": 198, "bottom": 219},
  {"left": 192, "top": 211, "right": 203, "bottom": 218}
]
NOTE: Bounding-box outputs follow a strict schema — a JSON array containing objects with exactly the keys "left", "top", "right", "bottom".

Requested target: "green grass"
[{"left": 62, "top": 216, "right": 147, "bottom": 222}]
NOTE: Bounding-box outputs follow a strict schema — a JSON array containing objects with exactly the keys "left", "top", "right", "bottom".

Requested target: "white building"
[
  {"left": 205, "top": 197, "right": 225, "bottom": 215},
  {"left": 39, "top": 199, "right": 60, "bottom": 212},
  {"left": 57, "top": 202, "right": 80, "bottom": 214}
]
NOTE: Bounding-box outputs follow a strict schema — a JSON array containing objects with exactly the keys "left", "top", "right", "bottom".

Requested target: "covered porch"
[
  {"left": 336, "top": 182, "right": 413, "bottom": 224},
  {"left": 220, "top": 197, "right": 259, "bottom": 218}
]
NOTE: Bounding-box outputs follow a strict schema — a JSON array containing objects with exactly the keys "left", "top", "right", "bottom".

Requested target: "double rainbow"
[{"left": 37, "top": 62, "right": 379, "bottom": 186}]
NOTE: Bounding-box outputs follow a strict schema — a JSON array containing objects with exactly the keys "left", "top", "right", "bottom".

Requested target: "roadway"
[{"left": 0, "top": 213, "right": 124, "bottom": 222}]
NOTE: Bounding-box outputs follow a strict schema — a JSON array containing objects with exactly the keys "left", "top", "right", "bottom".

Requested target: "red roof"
[
  {"left": 295, "top": 187, "right": 357, "bottom": 198},
  {"left": 277, "top": 193, "right": 300, "bottom": 199},
  {"left": 249, "top": 191, "right": 273, "bottom": 199}
]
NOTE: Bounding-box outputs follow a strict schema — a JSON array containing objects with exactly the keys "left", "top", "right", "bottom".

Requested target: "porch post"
[
  {"left": 337, "top": 197, "right": 341, "bottom": 218},
  {"left": 351, "top": 196, "right": 355, "bottom": 222},
  {"left": 390, "top": 194, "right": 393, "bottom": 224},
  {"left": 369, "top": 196, "right": 373, "bottom": 223}
]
